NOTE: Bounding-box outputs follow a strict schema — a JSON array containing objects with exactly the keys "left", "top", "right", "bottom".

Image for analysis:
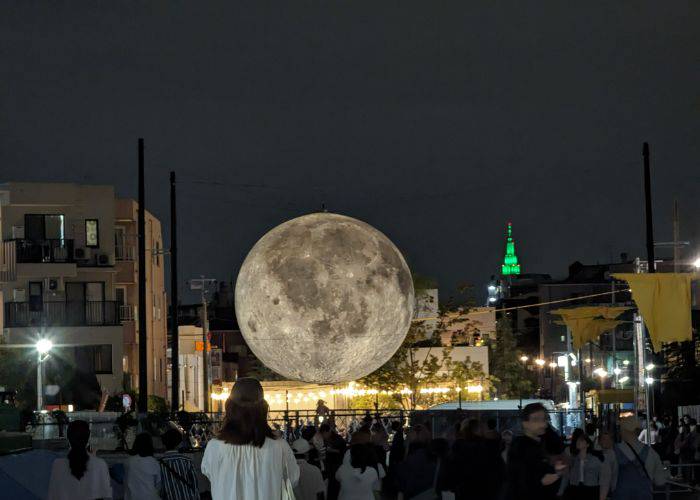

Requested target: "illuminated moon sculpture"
[{"left": 235, "top": 213, "right": 414, "bottom": 383}]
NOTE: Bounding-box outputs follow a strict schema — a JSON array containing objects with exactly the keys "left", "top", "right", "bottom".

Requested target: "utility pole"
[
  {"left": 138, "top": 138, "right": 148, "bottom": 414},
  {"left": 170, "top": 172, "right": 179, "bottom": 412},
  {"left": 641, "top": 142, "right": 654, "bottom": 442},
  {"left": 190, "top": 277, "right": 217, "bottom": 413},
  {"left": 672, "top": 200, "right": 680, "bottom": 273}
]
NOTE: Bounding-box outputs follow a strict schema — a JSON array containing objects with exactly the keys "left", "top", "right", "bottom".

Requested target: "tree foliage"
[{"left": 487, "top": 317, "right": 535, "bottom": 399}]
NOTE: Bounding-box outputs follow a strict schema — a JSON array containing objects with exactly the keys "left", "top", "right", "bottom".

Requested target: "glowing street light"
[
  {"left": 693, "top": 257, "right": 700, "bottom": 269},
  {"left": 35, "top": 339, "right": 53, "bottom": 411},
  {"left": 613, "top": 367, "right": 622, "bottom": 375},
  {"left": 535, "top": 359, "right": 546, "bottom": 367},
  {"left": 619, "top": 376, "right": 630, "bottom": 384},
  {"left": 645, "top": 377, "right": 655, "bottom": 385},
  {"left": 36, "top": 339, "right": 53, "bottom": 355},
  {"left": 520, "top": 355, "right": 529, "bottom": 362},
  {"left": 645, "top": 363, "right": 655, "bottom": 371},
  {"left": 622, "top": 360, "right": 630, "bottom": 366},
  {"left": 549, "top": 362, "right": 558, "bottom": 368}
]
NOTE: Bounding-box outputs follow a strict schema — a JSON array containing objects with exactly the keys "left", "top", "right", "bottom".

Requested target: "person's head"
[
  {"left": 217, "top": 377, "right": 274, "bottom": 447},
  {"left": 486, "top": 418, "right": 497, "bottom": 431},
  {"left": 619, "top": 415, "right": 642, "bottom": 443},
  {"left": 161, "top": 428, "right": 183, "bottom": 451},
  {"left": 67, "top": 420, "right": 91, "bottom": 480},
  {"left": 319, "top": 423, "right": 332, "bottom": 439},
  {"left": 573, "top": 434, "right": 592, "bottom": 455},
  {"left": 131, "top": 432, "right": 154, "bottom": 457},
  {"left": 682, "top": 414, "right": 691, "bottom": 424},
  {"left": 585, "top": 422, "right": 596, "bottom": 437},
  {"left": 598, "top": 431, "right": 613, "bottom": 450},
  {"left": 317, "top": 399, "right": 326, "bottom": 407},
  {"left": 301, "top": 425, "right": 317, "bottom": 442},
  {"left": 501, "top": 429, "right": 513, "bottom": 445},
  {"left": 459, "top": 418, "right": 481, "bottom": 439},
  {"left": 370, "top": 422, "right": 384, "bottom": 434},
  {"left": 689, "top": 418, "right": 697, "bottom": 431},
  {"left": 349, "top": 444, "right": 372, "bottom": 473},
  {"left": 521, "top": 403, "right": 548, "bottom": 438},
  {"left": 350, "top": 426, "right": 371, "bottom": 446},
  {"left": 291, "top": 438, "right": 312, "bottom": 460}
]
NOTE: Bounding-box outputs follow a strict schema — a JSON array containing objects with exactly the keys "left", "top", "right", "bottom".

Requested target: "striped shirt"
[{"left": 159, "top": 451, "right": 200, "bottom": 500}]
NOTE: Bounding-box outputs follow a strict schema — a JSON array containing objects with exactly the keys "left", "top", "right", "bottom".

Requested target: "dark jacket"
[{"left": 506, "top": 435, "right": 560, "bottom": 500}]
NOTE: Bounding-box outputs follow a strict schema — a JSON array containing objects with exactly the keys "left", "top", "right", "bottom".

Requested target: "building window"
[
  {"left": 92, "top": 345, "right": 112, "bottom": 374},
  {"left": 85, "top": 219, "right": 99, "bottom": 247},
  {"left": 24, "top": 214, "right": 65, "bottom": 240},
  {"left": 74, "top": 344, "right": 112, "bottom": 374}
]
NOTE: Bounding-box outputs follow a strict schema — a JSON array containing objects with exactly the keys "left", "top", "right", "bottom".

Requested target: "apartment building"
[
  {"left": 0, "top": 183, "right": 167, "bottom": 401},
  {"left": 114, "top": 199, "right": 167, "bottom": 398}
]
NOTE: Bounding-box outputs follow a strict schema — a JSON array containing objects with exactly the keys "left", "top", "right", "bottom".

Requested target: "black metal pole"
[
  {"left": 138, "top": 138, "right": 148, "bottom": 413},
  {"left": 170, "top": 171, "right": 179, "bottom": 412},
  {"left": 643, "top": 143, "right": 655, "bottom": 273}
]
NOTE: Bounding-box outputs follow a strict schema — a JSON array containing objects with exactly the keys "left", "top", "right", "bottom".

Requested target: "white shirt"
[
  {"left": 294, "top": 459, "right": 325, "bottom": 500},
  {"left": 342, "top": 449, "right": 386, "bottom": 478},
  {"left": 201, "top": 437, "right": 300, "bottom": 500},
  {"left": 335, "top": 463, "right": 379, "bottom": 500},
  {"left": 638, "top": 429, "right": 658, "bottom": 445},
  {"left": 47, "top": 455, "right": 112, "bottom": 500},
  {"left": 124, "top": 455, "right": 161, "bottom": 500}
]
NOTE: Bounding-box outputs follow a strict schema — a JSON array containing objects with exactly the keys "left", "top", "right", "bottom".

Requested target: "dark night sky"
[{"left": 2, "top": 2, "right": 698, "bottom": 303}]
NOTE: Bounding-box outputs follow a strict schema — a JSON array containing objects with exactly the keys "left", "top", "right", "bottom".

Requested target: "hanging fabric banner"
[
  {"left": 612, "top": 273, "right": 696, "bottom": 351},
  {"left": 551, "top": 306, "right": 630, "bottom": 350}
]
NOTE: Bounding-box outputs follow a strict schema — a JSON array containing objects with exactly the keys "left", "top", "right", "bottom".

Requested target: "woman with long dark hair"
[
  {"left": 47, "top": 420, "right": 112, "bottom": 500},
  {"left": 561, "top": 434, "right": 610, "bottom": 500},
  {"left": 201, "top": 377, "right": 299, "bottom": 499}
]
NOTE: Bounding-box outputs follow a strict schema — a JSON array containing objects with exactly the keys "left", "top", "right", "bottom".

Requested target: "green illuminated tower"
[{"left": 501, "top": 222, "right": 521, "bottom": 276}]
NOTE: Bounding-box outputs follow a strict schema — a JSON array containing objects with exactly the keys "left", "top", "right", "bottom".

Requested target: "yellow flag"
[
  {"left": 612, "top": 273, "right": 695, "bottom": 351},
  {"left": 551, "top": 307, "right": 629, "bottom": 350}
]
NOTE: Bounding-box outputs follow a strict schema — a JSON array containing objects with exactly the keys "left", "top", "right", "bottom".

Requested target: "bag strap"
[
  {"left": 624, "top": 442, "right": 651, "bottom": 482},
  {"left": 159, "top": 457, "right": 197, "bottom": 494}
]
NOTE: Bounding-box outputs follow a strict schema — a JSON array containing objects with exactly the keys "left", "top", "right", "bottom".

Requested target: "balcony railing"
[
  {"left": 115, "top": 245, "right": 135, "bottom": 261},
  {"left": 5, "top": 301, "right": 120, "bottom": 327},
  {"left": 12, "top": 239, "right": 75, "bottom": 264},
  {"left": 119, "top": 304, "right": 135, "bottom": 321}
]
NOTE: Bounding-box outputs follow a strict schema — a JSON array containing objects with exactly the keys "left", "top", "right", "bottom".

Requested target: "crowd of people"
[{"left": 46, "top": 377, "right": 694, "bottom": 499}]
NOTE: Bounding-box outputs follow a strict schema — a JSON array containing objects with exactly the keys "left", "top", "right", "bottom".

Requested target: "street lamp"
[
  {"left": 36, "top": 339, "right": 53, "bottom": 411},
  {"left": 549, "top": 362, "right": 558, "bottom": 368},
  {"left": 693, "top": 257, "right": 700, "bottom": 269},
  {"left": 520, "top": 355, "right": 529, "bottom": 362},
  {"left": 535, "top": 358, "right": 545, "bottom": 367}
]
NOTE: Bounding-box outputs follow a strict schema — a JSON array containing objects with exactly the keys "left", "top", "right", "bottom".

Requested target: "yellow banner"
[
  {"left": 612, "top": 273, "right": 695, "bottom": 351},
  {"left": 551, "top": 306, "right": 630, "bottom": 350}
]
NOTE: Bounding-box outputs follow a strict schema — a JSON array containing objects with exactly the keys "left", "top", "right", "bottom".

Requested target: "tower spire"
[{"left": 501, "top": 222, "right": 521, "bottom": 275}]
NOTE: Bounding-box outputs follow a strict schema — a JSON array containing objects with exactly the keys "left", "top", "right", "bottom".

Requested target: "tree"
[{"left": 488, "top": 317, "right": 535, "bottom": 400}]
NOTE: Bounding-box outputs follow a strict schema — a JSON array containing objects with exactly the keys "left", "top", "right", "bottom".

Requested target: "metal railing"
[
  {"left": 119, "top": 304, "right": 135, "bottom": 321},
  {"left": 115, "top": 245, "right": 135, "bottom": 261},
  {"left": 12, "top": 238, "right": 75, "bottom": 263},
  {"left": 5, "top": 301, "right": 120, "bottom": 327}
]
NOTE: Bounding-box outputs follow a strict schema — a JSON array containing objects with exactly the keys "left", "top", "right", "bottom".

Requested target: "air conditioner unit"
[
  {"left": 12, "top": 226, "right": 24, "bottom": 239},
  {"left": 13, "top": 288, "right": 26, "bottom": 302},
  {"left": 74, "top": 247, "right": 91, "bottom": 260},
  {"left": 45, "top": 277, "right": 64, "bottom": 293},
  {"left": 97, "top": 253, "right": 110, "bottom": 266}
]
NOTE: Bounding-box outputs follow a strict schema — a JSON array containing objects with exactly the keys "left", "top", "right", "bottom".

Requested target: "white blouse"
[
  {"left": 47, "top": 455, "right": 112, "bottom": 500},
  {"left": 201, "top": 437, "right": 300, "bottom": 500}
]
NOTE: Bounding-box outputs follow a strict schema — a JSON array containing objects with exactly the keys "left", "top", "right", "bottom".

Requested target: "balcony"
[
  {"left": 115, "top": 244, "right": 135, "bottom": 261},
  {"left": 119, "top": 304, "right": 135, "bottom": 321},
  {"left": 12, "top": 239, "right": 75, "bottom": 264},
  {"left": 5, "top": 301, "right": 120, "bottom": 327}
]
